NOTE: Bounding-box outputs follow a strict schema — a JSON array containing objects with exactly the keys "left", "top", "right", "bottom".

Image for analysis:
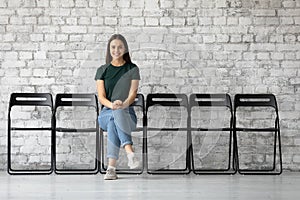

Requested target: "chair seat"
[
  {"left": 11, "top": 127, "right": 52, "bottom": 131},
  {"left": 55, "top": 128, "right": 97, "bottom": 132},
  {"left": 235, "top": 127, "right": 278, "bottom": 132},
  {"left": 147, "top": 127, "right": 189, "bottom": 131},
  {"left": 190, "top": 127, "right": 232, "bottom": 131}
]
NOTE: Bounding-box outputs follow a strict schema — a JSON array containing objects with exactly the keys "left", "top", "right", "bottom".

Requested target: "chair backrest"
[
  {"left": 9, "top": 93, "right": 53, "bottom": 110},
  {"left": 55, "top": 93, "right": 98, "bottom": 109},
  {"left": 189, "top": 93, "right": 232, "bottom": 109},
  {"left": 234, "top": 94, "right": 277, "bottom": 109},
  {"left": 131, "top": 93, "right": 145, "bottom": 109},
  {"left": 146, "top": 93, "right": 188, "bottom": 112},
  {"left": 189, "top": 93, "right": 233, "bottom": 130}
]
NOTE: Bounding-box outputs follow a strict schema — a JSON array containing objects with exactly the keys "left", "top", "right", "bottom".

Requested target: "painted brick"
[
  {"left": 265, "top": 17, "right": 280, "bottom": 25},
  {"left": 78, "top": 17, "right": 90, "bottom": 25},
  {"left": 227, "top": 17, "right": 238, "bottom": 25},
  {"left": 8, "top": 0, "right": 22, "bottom": 7},
  {"left": 3, "top": 33, "right": 16, "bottom": 42},
  {"left": 277, "top": 44, "right": 300, "bottom": 51},
  {"left": 224, "top": 44, "right": 248, "bottom": 51},
  {"left": 293, "top": 155, "right": 300, "bottom": 163},
  {"left": 239, "top": 17, "right": 252, "bottom": 25},
  {"left": 216, "top": 34, "right": 229, "bottom": 43},
  {"left": 160, "top": 0, "right": 174, "bottom": 8},
  {"left": 250, "top": 43, "right": 276, "bottom": 51},
  {"left": 252, "top": 9, "right": 276, "bottom": 16},
  {"left": 0, "top": 1, "right": 6, "bottom": 7},
  {"left": 19, "top": 52, "right": 33, "bottom": 60},
  {"left": 270, "top": 35, "right": 284, "bottom": 43},
  {"left": 20, "top": 69, "right": 32, "bottom": 77},
  {"left": 270, "top": 0, "right": 282, "bottom": 8},
  {"left": 33, "top": 69, "right": 47, "bottom": 77},
  {"left": 199, "top": 17, "right": 213, "bottom": 25},
  {"left": 160, "top": 17, "right": 173, "bottom": 26},
  {"left": 34, "top": 51, "right": 47, "bottom": 59},
  {"left": 280, "top": 17, "right": 294, "bottom": 25},
  {"left": 271, "top": 52, "right": 284, "bottom": 60},
  {"left": 120, "top": 8, "right": 143, "bottom": 17},
  {"left": 2, "top": 61, "right": 25, "bottom": 68},
  {"left": 45, "top": 8, "right": 70, "bottom": 16},
  {"left": 61, "top": 26, "right": 87, "bottom": 33},
  {"left": 257, "top": 52, "right": 270, "bottom": 60},
  {"left": 277, "top": 26, "right": 300, "bottom": 34},
  {"left": 215, "top": 0, "right": 227, "bottom": 8},
  {"left": 213, "top": 17, "right": 226, "bottom": 25},
  {"left": 4, "top": 52, "right": 18, "bottom": 60},
  {"left": 278, "top": 9, "right": 300, "bottom": 16},
  {"left": 145, "top": 18, "right": 159, "bottom": 26},
  {"left": 230, "top": 35, "right": 242, "bottom": 43},
  {"left": 0, "top": 16, "right": 9, "bottom": 24},
  {"left": 103, "top": 0, "right": 117, "bottom": 8},
  {"left": 117, "top": 0, "right": 130, "bottom": 8},
  {"left": 104, "top": 17, "right": 118, "bottom": 25},
  {"left": 174, "top": 0, "right": 187, "bottom": 8},
  {"left": 202, "top": 35, "right": 215, "bottom": 43},
  {"left": 36, "top": 0, "right": 49, "bottom": 7},
  {"left": 75, "top": 0, "right": 88, "bottom": 7},
  {"left": 132, "top": 17, "right": 145, "bottom": 26},
  {"left": 91, "top": 17, "right": 104, "bottom": 25}
]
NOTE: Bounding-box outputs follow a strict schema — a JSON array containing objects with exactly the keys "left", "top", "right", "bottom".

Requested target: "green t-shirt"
[{"left": 94, "top": 62, "right": 140, "bottom": 101}]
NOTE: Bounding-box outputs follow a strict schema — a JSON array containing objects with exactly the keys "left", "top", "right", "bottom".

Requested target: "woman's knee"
[
  {"left": 98, "top": 116, "right": 109, "bottom": 130},
  {"left": 98, "top": 109, "right": 113, "bottom": 130},
  {"left": 107, "top": 118, "right": 117, "bottom": 130}
]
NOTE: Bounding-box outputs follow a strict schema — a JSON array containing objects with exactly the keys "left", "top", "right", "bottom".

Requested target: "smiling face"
[{"left": 110, "top": 39, "right": 126, "bottom": 61}]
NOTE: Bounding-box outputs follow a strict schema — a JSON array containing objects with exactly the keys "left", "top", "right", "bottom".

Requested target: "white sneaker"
[
  {"left": 104, "top": 168, "right": 118, "bottom": 180},
  {"left": 127, "top": 153, "right": 140, "bottom": 169}
]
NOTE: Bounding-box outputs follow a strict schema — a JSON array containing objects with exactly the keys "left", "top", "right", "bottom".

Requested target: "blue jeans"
[{"left": 98, "top": 107, "right": 137, "bottom": 160}]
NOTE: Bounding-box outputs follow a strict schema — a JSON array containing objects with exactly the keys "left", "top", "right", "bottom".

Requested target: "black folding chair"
[
  {"left": 7, "top": 93, "right": 54, "bottom": 175},
  {"left": 234, "top": 94, "right": 282, "bottom": 175},
  {"left": 189, "top": 94, "right": 237, "bottom": 175},
  {"left": 146, "top": 93, "right": 191, "bottom": 174},
  {"left": 99, "top": 94, "right": 146, "bottom": 174},
  {"left": 53, "top": 93, "right": 99, "bottom": 174}
]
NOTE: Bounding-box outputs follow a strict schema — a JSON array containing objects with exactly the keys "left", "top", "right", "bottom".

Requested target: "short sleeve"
[
  {"left": 131, "top": 65, "right": 141, "bottom": 80},
  {"left": 94, "top": 65, "right": 107, "bottom": 80}
]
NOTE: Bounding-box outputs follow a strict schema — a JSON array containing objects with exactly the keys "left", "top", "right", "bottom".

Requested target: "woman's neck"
[{"left": 111, "top": 59, "right": 126, "bottom": 66}]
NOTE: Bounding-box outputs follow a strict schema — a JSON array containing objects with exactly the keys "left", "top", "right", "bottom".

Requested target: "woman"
[{"left": 95, "top": 34, "right": 140, "bottom": 180}]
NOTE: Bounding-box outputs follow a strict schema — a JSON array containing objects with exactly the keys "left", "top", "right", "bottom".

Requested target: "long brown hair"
[{"left": 106, "top": 34, "right": 132, "bottom": 64}]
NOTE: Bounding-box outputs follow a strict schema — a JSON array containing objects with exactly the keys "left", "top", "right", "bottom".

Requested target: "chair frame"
[
  {"left": 7, "top": 92, "right": 282, "bottom": 176},
  {"left": 233, "top": 94, "right": 282, "bottom": 175},
  {"left": 189, "top": 93, "right": 237, "bottom": 175},
  {"left": 53, "top": 93, "right": 99, "bottom": 175},
  {"left": 7, "top": 93, "right": 54, "bottom": 175},
  {"left": 145, "top": 93, "right": 191, "bottom": 175}
]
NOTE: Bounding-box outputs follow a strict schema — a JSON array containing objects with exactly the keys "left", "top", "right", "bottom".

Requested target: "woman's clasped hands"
[{"left": 111, "top": 100, "right": 124, "bottom": 110}]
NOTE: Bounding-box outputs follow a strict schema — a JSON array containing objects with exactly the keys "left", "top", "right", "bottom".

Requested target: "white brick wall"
[{"left": 0, "top": 0, "right": 300, "bottom": 171}]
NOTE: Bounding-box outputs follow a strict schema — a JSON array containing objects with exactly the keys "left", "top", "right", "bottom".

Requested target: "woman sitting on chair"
[{"left": 95, "top": 34, "right": 140, "bottom": 180}]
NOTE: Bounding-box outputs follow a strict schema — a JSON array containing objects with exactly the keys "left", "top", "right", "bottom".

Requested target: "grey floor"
[{"left": 0, "top": 172, "right": 299, "bottom": 200}]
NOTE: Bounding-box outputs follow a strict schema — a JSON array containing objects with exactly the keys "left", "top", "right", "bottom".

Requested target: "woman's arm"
[
  {"left": 96, "top": 80, "right": 113, "bottom": 109},
  {"left": 122, "top": 80, "right": 139, "bottom": 108}
]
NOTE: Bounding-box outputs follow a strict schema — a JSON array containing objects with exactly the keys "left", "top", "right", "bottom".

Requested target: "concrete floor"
[{"left": 0, "top": 172, "right": 299, "bottom": 200}]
